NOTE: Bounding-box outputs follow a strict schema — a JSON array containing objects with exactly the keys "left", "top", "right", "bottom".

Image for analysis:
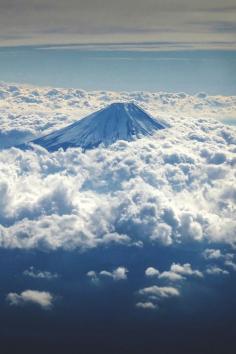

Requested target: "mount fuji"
[{"left": 32, "top": 102, "right": 166, "bottom": 151}]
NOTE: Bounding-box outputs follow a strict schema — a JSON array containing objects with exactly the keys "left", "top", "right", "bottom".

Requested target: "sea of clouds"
[
  {"left": 0, "top": 82, "right": 236, "bottom": 311},
  {"left": 0, "top": 82, "right": 235, "bottom": 252}
]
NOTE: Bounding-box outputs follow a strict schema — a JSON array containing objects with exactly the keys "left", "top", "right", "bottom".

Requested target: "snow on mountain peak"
[{"left": 32, "top": 102, "right": 166, "bottom": 151}]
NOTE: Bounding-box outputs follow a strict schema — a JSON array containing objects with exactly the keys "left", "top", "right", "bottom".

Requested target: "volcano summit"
[{"left": 32, "top": 102, "right": 166, "bottom": 151}]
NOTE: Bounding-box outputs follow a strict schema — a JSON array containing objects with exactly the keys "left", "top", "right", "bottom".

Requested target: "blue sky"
[
  {"left": 1, "top": 245, "right": 236, "bottom": 354},
  {"left": 1, "top": 47, "right": 236, "bottom": 94}
]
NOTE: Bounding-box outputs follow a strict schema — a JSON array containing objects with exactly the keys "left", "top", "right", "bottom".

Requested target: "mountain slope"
[{"left": 32, "top": 102, "right": 166, "bottom": 151}]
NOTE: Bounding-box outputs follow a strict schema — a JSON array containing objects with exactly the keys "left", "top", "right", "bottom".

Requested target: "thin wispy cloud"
[{"left": 0, "top": 0, "right": 235, "bottom": 49}]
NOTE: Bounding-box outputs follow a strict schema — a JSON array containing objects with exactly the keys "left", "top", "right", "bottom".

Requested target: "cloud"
[
  {"left": 104, "top": 267, "right": 128, "bottom": 280},
  {"left": 145, "top": 267, "right": 160, "bottom": 277},
  {"left": 225, "top": 260, "right": 236, "bottom": 271},
  {"left": 0, "top": 83, "right": 235, "bottom": 254},
  {"left": 202, "top": 248, "right": 223, "bottom": 260},
  {"left": 145, "top": 263, "right": 203, "bottom": 282},
  {"left": 6, "top": 290, "right": 54, "bottom": 309},
  {"left": 0, "top": 0, "right": 235, "bottom": 48},
  {"left": 87, "top": 266, "right": 128, "bottom": 283},
  {"left": 138, "top": 285, "right": 180, "bottom": 298},
  {"left": 87, "top": 270, "right": 99, "bottom": 285},
  {"left": 23, "top": 266, "right": 59, "bottom": 279},
  {"left": 202, "top": 249, "right": 236, "bottom": 271},
  {"left": 159, "top": 271, "right": 185, "bottom": 281},
  {"left": 140, "top": 262, "right": 206, "bottom": 310},
  {"left": 136, "top": 301, "right": 158, "bottom": 310},
  {"left": 170, "top": 263, "right": 203, "bottom": 278},
  {"left": 206, "top": 266, "right": 229, "bottom": 275},
  {"left": 0, "top": 82, "right": 235, "bottom": 315}
]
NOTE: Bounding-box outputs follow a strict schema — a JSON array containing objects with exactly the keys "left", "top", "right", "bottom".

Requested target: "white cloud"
[
  {"left": 137, "top": 285, "right": 180, "bottom": 311},
  {"left": 87, "top": 270, "right": 97, "bottom": 278},
  {"left": 0, "top": 83, "right": 235, "bottom": 313},
  {"left": 159, "top": 271, "right": 185, "bottom": 281},
  {"left": 6, "top": 290, "right": 54, "bottom": 309},
  {"left": 145, "top": 263, "right": 202, "bottom": 282},
  {"left": 141, "top": 262, "right": 204, "bottom": 310},
  {"left": 202, "top": 249, "right": 223, "bottom": 260},
  {"left": 138, "top": 285, "right": 180, "bottom": 298},
  {"left": 206, "top": 266, "right": 229, "bottom": 275},
  {"left": 111, "top": 267, "right": 128, "bottom": 280},
  {"left": 86, "top": 270, "right": 99, "bottom": 285},
  {"left": 136, "top": 301, "right": 158, "bottom": 310},
  {"left": 225, "top": 260, "right": 236, "bottom": 271},
  {"left": 23, "top": 266, "right": 59, "bottom": 279},
  {"left": 0, "top": 83, "right": 235, "bottom": 253},
  {"left": 202, "top": 249, "right": 236, "bottom": 272},
  {"left": 170, "top": 263, "right": 203, "bottom": 278},
  {"left": 87, "top": 266, "right": 128, "bottom": 283},
  {"left": 145, "top": 267, "right": 160, "bottom": 277}
]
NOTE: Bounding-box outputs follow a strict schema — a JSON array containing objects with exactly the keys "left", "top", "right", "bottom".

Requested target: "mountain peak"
[{"left": 32, "top": 102, "right": 166, "bottom": 151}]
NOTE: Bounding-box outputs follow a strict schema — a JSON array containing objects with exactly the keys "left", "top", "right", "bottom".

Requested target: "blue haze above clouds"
[
  {"left": 0, "top": 47, "right": 236, "bottom": 94},
  {"left": 0, "top": 0, "right": 236, "bottom": 353}
]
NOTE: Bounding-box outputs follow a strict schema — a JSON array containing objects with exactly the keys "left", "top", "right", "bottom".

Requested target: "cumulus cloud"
[
  {"left": 225, "top": 260, "right": 236, "bottom": 271},
  {"left": 145, "top": 267, "right": 160, "bottom": 277},
  {"left": 145, "top": 263, "right": 203, "bottom": 281},
  {"left": 86, "top": 270, "right": 100, "bottom": 285},
  {"left": 202, "top": 249, "right": 236, "bottom": 272},
  {"left": 0, "top": 83, "right": 235, "bottom": 314},
  {"left": 6, "top": 290, "right": 54, "bottom": 309},
  {"left": 206, "top": 266, "right": 229, "bottom": 275},
  {"left": 138, "top": 285, "right": 180, "bottom": 298},
  {"left": 170, "top": 263, "right": 203, "bottom": 278},
  {"left": 202, "top": 248, "right": 223, "bottom": 260},
  {"left": 159, "top": 271, "right": 185, "bottom": 281},
  {"left": 136, "top": 301, "right": 158, "bottom": 310},
  {"left": 137, "top": 285, "right": 180, "bottom": 310},
  {"left": 23, "top": 266, "right": 59, "bottom": 280},
  {"left": 0, "top": 82, "right": 235, "bottom": 254},
  {"left": 140, "top": 262, "right": 206, "bottom": 310},
  {"left": 87, "top": 266, "right": 128, "bottom": 283}
]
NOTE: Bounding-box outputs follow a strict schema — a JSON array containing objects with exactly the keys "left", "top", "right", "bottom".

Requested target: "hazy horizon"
[{"left": 0, "top": 46, "right": 236, "bottom": 95}]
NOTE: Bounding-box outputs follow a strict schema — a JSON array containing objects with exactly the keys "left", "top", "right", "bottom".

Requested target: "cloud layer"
[
  {"left": 0, "top": 82, "right": 235, "bottom": 253},
  {"left": 0, "top": 0, "right": 236, "bottom": 48}
]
